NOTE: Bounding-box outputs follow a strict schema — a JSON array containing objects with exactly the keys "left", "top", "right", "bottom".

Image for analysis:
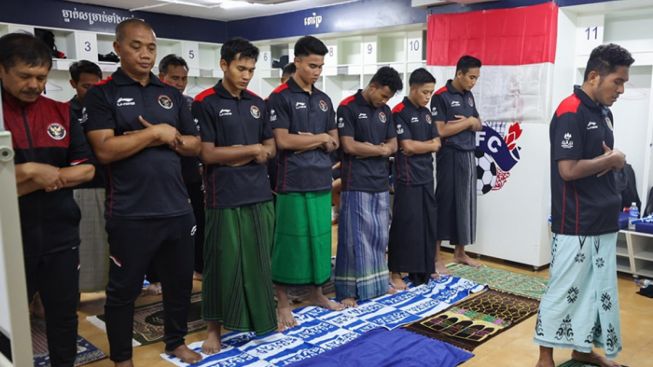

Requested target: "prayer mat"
[
  {"left": 406, "top": 289, "right": 540, "bottom": 351},
  {"left": 161, "top": 276, "right": 484, "bottom": 366},
  {"left": 447, "top": 263, "right": 548, "bottom": 299},
  {"left": 89, "top": 292, "right": 204, "bottom": 346},
  {"left": 290, "top": 328, "right": 473, "bottom": 367},
  {"left": 31, "top": 318, "right": 106, "bottom": 366}
]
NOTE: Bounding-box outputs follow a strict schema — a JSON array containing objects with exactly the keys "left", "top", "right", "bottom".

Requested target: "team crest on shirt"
[
  {"left": 47, "top": 122, "right": 66, "bottom": 140},
  {"left": 319, "top": 99, "right": 329, "bottom": 112},
  {"left": 467, "top": 96, "right": 474, "bottom": 107},
  {"left": 605, "top": 116, "right": 613, "bottom": 130},
  {"left": 337, "top": 117, "right": 345, "bottom": 128},
  {"left": 158, "top": 95, "right": 173, "bottom": 110},
  {"left": 425, "top": 114, "right": 432, "bottom": 124},
  {"left": 250, "top": 105, "right": 261, "bottom": 119},
  {"left": 378, "top": 111, "right": 387, "bottom": 123},
  {"left": 431, "top": 106, "right": 438, "bottom": 116}
]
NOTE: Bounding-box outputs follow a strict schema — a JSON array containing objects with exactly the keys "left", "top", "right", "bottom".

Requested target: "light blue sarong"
[{"left": 534, "top": 232, "right": 622, "bottom": 358}]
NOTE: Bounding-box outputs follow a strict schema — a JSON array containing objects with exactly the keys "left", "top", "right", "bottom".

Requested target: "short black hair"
[
  {"left": 294, "top": 36, "right": 328, "bottom": 58},
  {"left": 369, "top": 66, "right": 403, "bottom": 93},
  {"left": 409, "top": 68, "right": 436, "bottom": 87},
  {"left": 116, "top": 18, "right": 153, "bottom": 42},
  {"left": 221, "top": 37, "right": 259, "bottom": 65},
  {"left": 159, "top": 54, "right": 188, "bottom": 75},
  {"left": 69, "top": 60, "right": 102, "bottom": 82},
  {"left": 282, "top": 63, "right": 296, "bottom": 77},
  {"left": 583, "top": 43, "right": 634, "bottom": 81},
  {"left": 0, "top": 32, "right": 52, "bottom": 71},
  {"left": 456, "top": 55, "right": 482, "bottom": 74}
]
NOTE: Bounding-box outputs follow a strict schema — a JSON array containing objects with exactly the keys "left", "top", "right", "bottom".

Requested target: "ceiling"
[{"left": 67, "top": 0, "right": 357, "bottom": 21}]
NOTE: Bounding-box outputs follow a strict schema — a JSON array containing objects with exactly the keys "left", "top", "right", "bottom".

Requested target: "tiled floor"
[{"left": 76, "top": 227, "right": 652, "bottom": 366}]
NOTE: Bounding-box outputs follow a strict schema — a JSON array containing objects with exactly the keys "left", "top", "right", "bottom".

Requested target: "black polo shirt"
[
  {"left": 192, "top": 81, "right": 273, "bottom": 208},
  {"left": 267, "top": 77, "right": 336, "bottom": 193},
  {"left": 337, "top": 90, "right": 395, "bottom": 192},
  {"left": 550, "top": 86, "right": 619, "bottom": 235},
  {"left": 392, "top": 97, "right": 439, "bottom": 186},
  {"left": 84, "top": 68, "right": 196, "bottom": 219},
  {"left": 69, "top": 95, "right": 105, "bottom": 189},
  {"left": 3, "top": 92, "right": 92, "bottom": 257},
  {"left": 430, "top": 80, "right": 479, "bottom": 151},
  {"left": 180, "top": 94, "right": 202, "bottom": 184}
]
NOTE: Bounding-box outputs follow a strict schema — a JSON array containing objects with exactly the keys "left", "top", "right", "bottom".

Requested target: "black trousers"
[
  {"left": 104, "top": 213, "right": 195, "bottom": 362},
  {"left": 25, "top": 246, "right": 80, "bottom": 367},
  {"left": 186, "top": 180, "right": 205, "bottom": 274}
]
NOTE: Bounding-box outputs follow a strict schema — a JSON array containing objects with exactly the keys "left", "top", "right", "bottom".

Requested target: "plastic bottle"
[
  {"left": 629, "top": 202, "right": 639, "bottom": 230},
  {"left": 636, "top": 278, "right": 651, "bottom": 288}
]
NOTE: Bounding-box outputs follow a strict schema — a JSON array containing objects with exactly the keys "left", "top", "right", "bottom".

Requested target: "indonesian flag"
[{"left": 426, "top": 2, "right": 558, "bottom": 125}]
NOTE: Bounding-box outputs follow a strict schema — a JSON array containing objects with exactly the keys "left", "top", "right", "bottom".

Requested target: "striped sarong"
[
  {"left": 272, "top": 191, "right": 332, "bottom": 286},
  {"left": 202, "top": 201, "right": 276, "bottom": 334},
  {"left": 73, "top": 188, "right": 109, "bottom": 292},
  {"left": 435, "top": 147, "right": 476, "bottom": 245},
  {"left": 335, "top": 191, "right": 390, "bottom": 301},
  {"left": 534, "top": 232, "right": 622, "bottom": 358}
]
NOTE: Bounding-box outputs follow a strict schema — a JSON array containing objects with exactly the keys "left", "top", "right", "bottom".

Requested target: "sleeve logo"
[{"left": 561, "top": 132, "right": 574, "bottom": 149}]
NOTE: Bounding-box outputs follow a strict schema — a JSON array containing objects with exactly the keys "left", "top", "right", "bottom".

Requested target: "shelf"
[
  {"left": 616, "top": 250, "right": 630, "bottom": 258},
  {"left": 98, "top": 61, "right": 118, "bottom": 73},
  {"left": 617, "top": 256, "right": 632, "bottom": 274},
  {"left": 378, "top": 33, "right": 405, "bottom": 63},
  {"left": 617, "top": 264, "right": 632, "bottom": 274},
  {"left": 629, "top": 230, "right": 653, "bottom": 239},
  {"left": 636, "top": 268, "right": 653, "bottom": 278},
  {"left": 96, "top": 33, "right": 115, "bottom": 56},
  {"left": 199, "top": 43, "right": 220, "bottom": 72},
  {"left": 337, "top": 37, "right": 363, "bottom": 66},
  {"left": 634, "top": 250, "right": 653, "bottom": 262}
]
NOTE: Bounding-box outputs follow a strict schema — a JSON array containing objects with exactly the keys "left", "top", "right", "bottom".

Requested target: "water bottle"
[
  {"left": 628, "top": 202, "right": 639, "bottom": 230},
  {"left": 636, "top": 278, "right": 651, "bottom": 288}
]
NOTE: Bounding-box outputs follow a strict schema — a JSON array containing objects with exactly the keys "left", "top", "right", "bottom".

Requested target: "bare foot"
[
  {"left": 387, "top": 286, "right": 397, "bottom": 295},
  {"left": 201, "top": 321, "right": 221, "bottom": 355},
  {"left": 193, "top": 271, "right": 203, "bottom": 281},
  {"left": 309, "top": 292, "right": 344, "bottom": 311},
  {"left": 277, "top": 306, "right": 297, "bottom": 331},
  {"left": 114, "top": 360, "right": 134, "bottom": 367},
  {"left": 436, "top": 261, "right": 451, "bottom": 275},
  {"left": 390, "top": 273, "right": 408, "bottom": 290},
  {"left": 143, "top": 282, "right": 162, "bottom": 295},
  {"left": 534, "top": 360, "right": 554, "bottom": 367},
  {"left": 571, "top": 350, "right": 622, "bottom": 367},
  {"left": 167, "top": 344, "right": 202, "bottom": 364},
  {"left": 454, "top": 253, "right": 481, "bottom": 267},
  {"left": 341, "top": 298, "right": 357, "bottom": 308}
]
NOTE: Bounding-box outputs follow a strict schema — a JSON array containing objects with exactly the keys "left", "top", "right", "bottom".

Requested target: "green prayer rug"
[{"left": 447, "top": 263, "right": 548, "bottom": 300}]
